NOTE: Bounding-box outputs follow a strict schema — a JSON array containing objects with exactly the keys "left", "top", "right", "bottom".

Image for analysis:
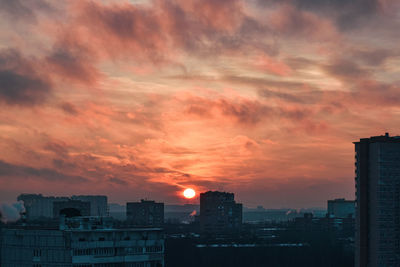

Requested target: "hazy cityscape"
[
  {"left": 1, "top": 0, "right": 400, "bottom": 266},
  {"left": 0, "top": 133, "right": 392, "bottom": 266},
  {"left": 1, "top": 191, "right": 355, "bottom": 266},
  {"left": 2, "top": 133, "right": 400, "bottom": 266}
]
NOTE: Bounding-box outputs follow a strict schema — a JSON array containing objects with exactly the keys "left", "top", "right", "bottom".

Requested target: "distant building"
[
  {"left": 327, "top": 198, "right": 355, "bottom": 218},
  {"left": 72, "top": 195, "right": 108, "bottom": 216},
  {"left": 17, "top": 194, "right": 69, "bottom": 219},
  {"left": 109, "top": 203, "right": 127, "bottom": 221},
  {"left": 0, "top": 217, "right": 164, "bottom": 266},
  {"left": 355, "top": 133, "right": 400, "bottom": 267},
  {"left": 292, "top": 213, "right": 354, "bottom": 238},
  {"left": 200, "top": 191, "right": 242, "bottom": 233},
  {"left": 18, "top": 194, "right": 108, "bottom": 220},
  {"left": 127, "top": 200, "right": 164, "bottom": 227},
  {"left": 53, "top": 200, "right": 91, "bottom": 219}
]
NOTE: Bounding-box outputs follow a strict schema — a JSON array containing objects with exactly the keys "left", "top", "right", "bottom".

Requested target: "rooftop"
[{"left": 354, "top": 132, "right": 400, "bottom": 144}]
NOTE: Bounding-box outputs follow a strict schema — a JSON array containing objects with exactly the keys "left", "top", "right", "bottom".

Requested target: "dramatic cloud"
[
  {"left": 0, "top": 0, "right": 54, "bottom": 22},
  {"left": 0, "top": 49, "right": 52, "bottom": 105},
  {"left": 0, "top": 0, "right": 398, "bottom": 207},
  {"left": 0, "top": 160, "right": 89, "bottom": 184}
]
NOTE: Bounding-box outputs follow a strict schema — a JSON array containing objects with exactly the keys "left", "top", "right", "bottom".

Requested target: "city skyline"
[{"left": 1, "top": 0, "right": 400, "bottom": 208}]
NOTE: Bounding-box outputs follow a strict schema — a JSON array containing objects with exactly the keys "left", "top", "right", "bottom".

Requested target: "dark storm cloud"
[
  {"left": 0, "top": 49, "right": 52, "bottom": 105},
  {"left": 0, "top": 160, "right": 89, "bottom": 183}
]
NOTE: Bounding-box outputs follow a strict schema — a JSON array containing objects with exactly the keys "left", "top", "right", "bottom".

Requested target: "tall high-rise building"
[
  {"left": 200, "top": 191, "right": 242, "bottom": 233},
  {"left": 126, "top": 200, "right": 164, "bottom": 227},
  {"left": 355, "top": 133, "right": 400, "bottom": 267}
]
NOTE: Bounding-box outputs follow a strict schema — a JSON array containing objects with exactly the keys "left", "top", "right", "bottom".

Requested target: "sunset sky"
[{"left": 0, "top": 0, "right": 399, "bottom": 208}]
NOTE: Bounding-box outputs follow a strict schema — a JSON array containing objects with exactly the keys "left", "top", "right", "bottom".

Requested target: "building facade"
[
  {"left": 0, "top": 217, "right": 164, "bottom": 267},
  {"left": 18, "top": 194, "right": 108, "bottom": 220},
  {"left": 199, "top": 191, "right": 242, "bottom": 233},
  {"left": 355, "top": 133, "right": 400, "bottom": 267},
  {"left": 327, "top": 198, "right": 355, "bottom": 218},
  {"left": 72, "top": 196, "right": 108, "bottom": 217},
  {"left": 127, "top": 200, "right": 164, "bottom": 227},
  {"left": 17, "top": 194, "right": 69, "bottom": 219},
  {"left": 53, "top": 200, "right": 91, "bottom": 219}
]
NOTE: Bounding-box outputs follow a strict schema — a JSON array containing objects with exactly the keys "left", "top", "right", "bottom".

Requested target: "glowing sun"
[{"left": 183, "top": 188, "right": 196, "bottom": 199}]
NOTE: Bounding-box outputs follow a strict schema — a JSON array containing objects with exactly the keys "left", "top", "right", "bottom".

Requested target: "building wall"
[
  {"left": 0, "top": 229, "right": 71, "bottom": 266},
  {"left": 1, "top": 227, "right": 164, "bottom": 267},
  {"left": 327, "top": 199, "right": 355, "bottom": 218},
  {"left": 53, "top": 200, "right": 91, "bottom": 219},
  {"left": 18, "top": 195, "right": 108, "bottom": 220},
  {"left": 69, "top": 229, "right": 164, "bottom": 266},
  {"left": 200, "top": 191, "right": 243, "bottom": 233},
  {"left": 127, "top": 201, "right": 164, "bottom": 227},
  {"left": 17, "top": 194, "right": 69, "bottom": 219},
  {"left": 370, "top": 142, "right": 400, "bottom": 266},
  {"left": 355, "top": 134, "right": 400, "bottom": 267},
  {"left": 72, "top": 196, "right": 108, "bottom": 217}
]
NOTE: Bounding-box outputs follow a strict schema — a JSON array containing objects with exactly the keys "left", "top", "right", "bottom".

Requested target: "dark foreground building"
[
  {"left": 200, "top": 191, "right": 242, "bottom": 234},
  {"left": 0, "top": 217, "right": 164, "bottom": 267},
  {"left": 127, "top": 200, "right": 164, "bottom": 227},
  {"left": 355, "top": 133, "right": 400, "bottom": 266}
]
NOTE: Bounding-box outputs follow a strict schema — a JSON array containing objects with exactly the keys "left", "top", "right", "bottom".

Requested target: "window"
[{"left": 33, "top": 249, "right": 41, "bottom": 257}]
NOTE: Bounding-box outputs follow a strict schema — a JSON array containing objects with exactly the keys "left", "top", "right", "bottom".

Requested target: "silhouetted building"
[
  {"left": 17, "top": 194, "right": 68, "bottom": 219},
  {"left": 127, "top": 200, "right": 164, "bottom": 227},
  {"left": 200, "top": 191, "right": 242, "bottom": 233},
  {"left": 53, "top": 200, "right": 91, "bottom": 219},
  {"left": 72, "top": 195, "right": 108, "bottom": 216},
  {"left": 0, "top": 217, "right": 164, "bottom": 266},
  {"left": 292, "top": 213, "right": 354, "bottom": 237},
  {"left": 355, "top": 133, "right": 400, "bottom": 267},
  {"left": 327, "top": 198, "right": 355, "bottom": 218},
  {"left": 18, "top": 194, "right": 108, "bottom": 220}
]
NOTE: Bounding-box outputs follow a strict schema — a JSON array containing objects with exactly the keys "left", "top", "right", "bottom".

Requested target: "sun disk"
[{"left": 183, "top": 188, "right": 196, "bottom": 199}]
